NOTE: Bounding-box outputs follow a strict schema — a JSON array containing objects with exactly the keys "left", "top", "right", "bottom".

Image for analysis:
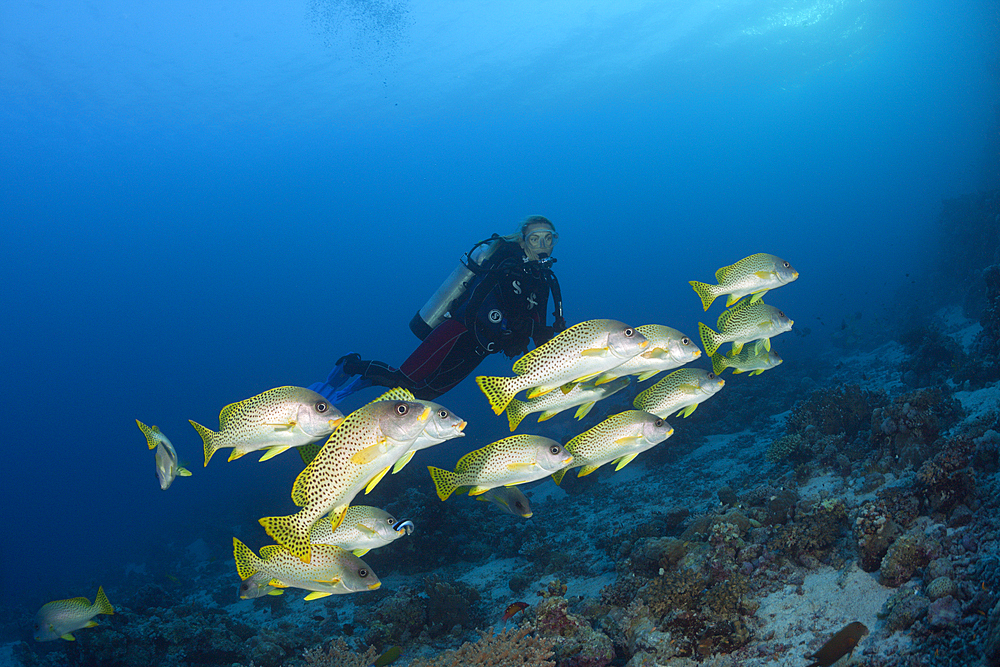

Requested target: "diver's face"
[{"left": 523, "top": 224, "right": 557, "bottom": 260}]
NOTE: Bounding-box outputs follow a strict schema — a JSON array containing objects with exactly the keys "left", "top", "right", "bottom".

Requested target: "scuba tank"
[{"left": 409, "top": 235, "right": 503, "bottom": 340}]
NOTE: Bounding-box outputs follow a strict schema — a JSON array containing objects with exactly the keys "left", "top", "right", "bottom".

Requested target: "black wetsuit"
[{"left": 345, "top": 239, "right": 565, "bottom": 399}]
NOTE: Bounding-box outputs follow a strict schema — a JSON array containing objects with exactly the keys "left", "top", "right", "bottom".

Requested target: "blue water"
[{"left": 1, "top": 0, "right": 997, "bottom": 638}]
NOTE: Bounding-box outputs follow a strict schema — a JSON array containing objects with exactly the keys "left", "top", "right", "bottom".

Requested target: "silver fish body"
[
  {"left": 633, "top": 368, "right": 725, "bottom": 418},
  {"left": 477, "top": 319, "right": 648, "bottom": 415},
  {"left": 593, "top": 324, "right": 701, "bottom": 384},
  {"left": 698, "top": 298, "right": 793, "bottom": 356},
  {"left": 689, "top": 253, "right": 798, "bottom": 310},
  {"left": 505, "top": 376, "right": 631, "bottom": 431},
  {"left": 554, "top": 410, "right": 673, "bottom": 484}
]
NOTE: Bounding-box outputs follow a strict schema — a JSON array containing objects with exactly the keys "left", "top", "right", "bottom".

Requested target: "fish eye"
[
  {"left": 549, "top": 445, "right": 562, "bottom": 455},
  {"left": 395, "top": 403, "right": 409, "bottom": 415},
  {"left": 624, "top": 328, "right": 634, "bottom": 337},
  {"left": 654, "top": 419, "right": 664, "bottom": 427},
  {"left": 387, "top": 517, "right": 395, "bottom": 524},
  {"left": 708, "top": 373, "right": 716, "bottom": 379},
  {"left": 359, "top": 568, "right": 369, "bottom": 578},
  {"left": 778, "top": 311, "right": 786, "bottom": 317},
  {"left": 316, "top": 401, "right": 329, "bottom": 413},
  {"left": 437, "top": 409, "right": 449, "bottom": 419},
  {"left": 783, "top": 261, "right": 790, "bottom": 267}
]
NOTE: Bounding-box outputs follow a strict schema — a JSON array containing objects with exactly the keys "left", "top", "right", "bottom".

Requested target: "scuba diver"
[{"left": 310, "top": 216, "right": 566, "bottom": 402}]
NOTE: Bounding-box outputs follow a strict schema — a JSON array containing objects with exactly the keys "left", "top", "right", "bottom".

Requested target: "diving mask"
[{"left": 523, "top": 228, "right": 558, "bottom": 260}]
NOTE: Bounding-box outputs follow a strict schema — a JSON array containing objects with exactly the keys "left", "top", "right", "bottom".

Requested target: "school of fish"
[{"left": 34, "top": 252, "right": 799, "bottom": 643}]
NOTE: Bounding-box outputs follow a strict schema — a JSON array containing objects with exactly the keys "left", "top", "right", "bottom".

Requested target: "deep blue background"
[{"left": 1, "top": 0, "right": 997, "bottom": 617}]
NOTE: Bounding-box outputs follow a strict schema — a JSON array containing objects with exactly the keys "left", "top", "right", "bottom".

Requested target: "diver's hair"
[{"left": 501, "top": 215, "right": 555, "bottom": 243}]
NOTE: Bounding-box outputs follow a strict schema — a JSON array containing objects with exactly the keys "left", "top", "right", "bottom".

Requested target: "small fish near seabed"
[
  {"left": 505, "top": 376, "right": 631, "bottom": 431},
  {"left": 191, "top": 386, "right": 345, "bottom": 466},
  {"left": 259, "top": 390, "right": 432, "bottom": 562},
  {"left": 309, "top": 505, "right": 412, "bottom": 556},
  {"left": 710, "top": 341, "right": 783, "bottom": 376},
  {"left": 592, "top": 324, "right": 702, "bottom": 384},
  {"left": 427, "top": 434, "right": 573, "bottom": 500},
  {"left": 33, "top": 586, "right": 114, "bottom": 642},
  {"left": 476, "top": 319, "right": 649, "bottom": 416},
  {"left": 553, "top": 410, "right": 674, "bottom": 484},
  {"left": 476, "top": 485, "right": 533, "bottom": 518},
  {"left": 697, "top": 297, "right": 794, "bottom": 357},
  {"left": 502, "top": 601, "right": 529, "bottom": 622},
  {"left": 237, "top": 571, "right": 283, "bottom": 599},
  {"left": 805, "top": 621, "right": 869, "bottom": 667},
  {"left": 136, "top": 420, "right": 192, "bottom": 490},
  {"left": 689, "top": 252, "right": 799, "bottom": 311},
  {"left": 233, "top": 538, "right": 381, "bottom": 599},
  {"left": 633, "top": 368, "right": 725, "bottom": 419}
]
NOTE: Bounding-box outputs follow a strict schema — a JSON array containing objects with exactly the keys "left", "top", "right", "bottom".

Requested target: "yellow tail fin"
[
  {"left": 189, "top": 420, "right": 220, "bottom": 467},
  {"left": 689, "top": 280, "right": 717, "bottom": 311},
  {"left": 475, "top": 376, "right": 518, "bottom": 415},
  {"left": 258, "top": 512, "right": 314, "bottom": 563},
  {"left": 135, "top": 420, "right": 158, "bottom": 450},
  {"left": 427, "top": 466, "right": 459, "bottom": 501},
  {"left": 232, "top": 538, "right": 261, "bottom": 580},
  {"left": 93, "top": 586, "right": 114, "bottom": 616},
  {"left": 698, "top": 322, "right": 722, "bottom": 356}
]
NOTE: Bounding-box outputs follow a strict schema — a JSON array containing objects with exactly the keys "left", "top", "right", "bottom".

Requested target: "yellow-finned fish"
[
  {"left": 297, "top": 398, "right": 465, "bottom": 473},
  {"left": 233, "top": 538, "right": 380, "bottom": 599},
  {"left": 191, "top": 386, "right": 345, "bottom": 466},
  {"left": 633, "top": 368, "right": 725, "bottom": 418},
  {"left": 553, "top": 410, "right": 673, "bottom": 484},
  {"left": 259, "top": 389, "right": 431, "bottom": 562},
  {"left": 238, "top": 571, "right": 283, "bottom": 599},
  {"left": 136, "top": 420, "right": 192, "bottom": 490},
  {"left": 505, "top": 376, "right": 630, "bottom": 431},
  {"left": 697, "top": 297, "right": 793, "bottom": 356},
  {"left": 592, "top": 324, "right": 702, "bottom": 384},
  {"left": 711, "top": 341, "right": 783, "bottom": 376},
  {"left": 475, "top": 485, "right": 533, "bottom": 518},
  {"left": 33, "top": 586, "right": 114, "bottom": 642},
  {"left": 309, "top": 506, "right": 411, "bottom": 556},
  {"left": 689, "top": 253, "right": 799, "bottom": 311},
  {"left": 427, "top": 434, "right": 573, "bottom": 500},
  {"left": 476, "top": 319, "right": 648, "bottom": 416}
]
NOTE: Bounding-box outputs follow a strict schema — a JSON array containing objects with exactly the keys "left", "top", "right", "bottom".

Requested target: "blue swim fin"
[{"left": 308, "top": 354, "right": 371, "bottom": 404}]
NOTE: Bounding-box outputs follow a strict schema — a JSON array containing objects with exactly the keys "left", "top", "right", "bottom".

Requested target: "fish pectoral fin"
[
  {"left": 677, "top": 383, "right": 700, "bottom": 394},
  {"left": 264, "top": 420, "right": 297, "bottom": 431},
  {"left": 392, "top": 450, "right": 416, "bottom": 474},
  {"left": 177, "top": 467, "right": 193, "bottom": 476},
  {"left": 258, "top": 446, "right": 291, "bottom": 462},
  {"left": 352, "top": 548, "right": 371, "bottom": 556},
  {"left": 614, "top": 452, "right": 640, "bottom": 471},
  {"left": 313, "top": 577, "right": 342, "bottom": 585},
  {"left": 365, "top": 466, "right": 392, "bottom": 494},
  {"left": 614, "top": 435, "right": 643, "bottom": 447},
  {"left": 507, "top": 462, "right": 534, "bottom": 472},
  {"left": 580, "top": 347, "right": 609, "bottom": 357},
  {"left": 303, "top": 591, "right": 333, "bottom": 601},
  {"left": 678, "top": 403, "right": 698, "bottom": 418},
  {"left": 642, "top": 347, "right": 669, "bottom": 359},
  {"left": 356, "top": 522, "right": 378, "bottom": 536},
  {"left": 351, "top": 442, "right": 385, "bottom": 465},
  {"left": 527, "top": 386, "right": 555, "bottom": 399}
]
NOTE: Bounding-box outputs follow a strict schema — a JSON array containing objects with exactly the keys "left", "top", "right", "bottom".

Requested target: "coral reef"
[{"left": 406, "top": 625, "right": 555, "bottom": 667}]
